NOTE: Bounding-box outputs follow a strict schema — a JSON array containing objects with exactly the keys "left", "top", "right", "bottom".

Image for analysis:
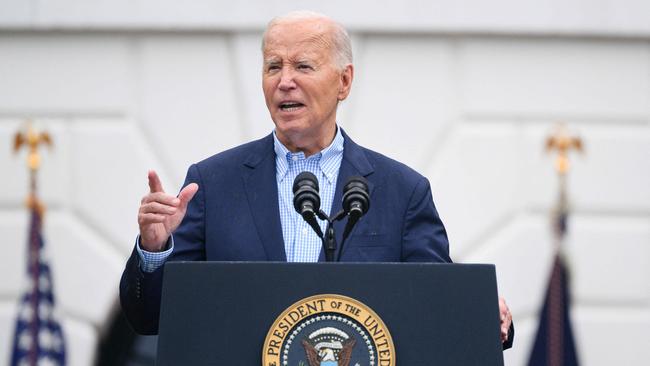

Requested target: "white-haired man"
[{"left": 120, "top": 11, "right": 513, "bottom": 349}]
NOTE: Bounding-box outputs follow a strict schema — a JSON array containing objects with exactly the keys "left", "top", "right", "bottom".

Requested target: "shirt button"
[
  {"left": 292, "top": 156, "right": 298, "bottom": 161},
  {"left": 303, "top": 228, "right": 308, "bottom": 235}
]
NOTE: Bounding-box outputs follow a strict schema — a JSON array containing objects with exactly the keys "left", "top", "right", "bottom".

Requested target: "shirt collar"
[{"left": 273, "top": 126, "right": 344, "bottom": 184}]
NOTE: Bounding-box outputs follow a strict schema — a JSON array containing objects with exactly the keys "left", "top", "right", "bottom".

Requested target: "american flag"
[
  {"left": 528, "top": 195, "right": 579, "bottom": 366},
  {"left": 10, "top": 209, "right": 66, "bottom": 366}
]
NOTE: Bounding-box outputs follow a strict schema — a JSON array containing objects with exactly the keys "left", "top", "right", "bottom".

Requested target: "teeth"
[{"left": 280, "top": 103, "right": 303, "bottom": 110}]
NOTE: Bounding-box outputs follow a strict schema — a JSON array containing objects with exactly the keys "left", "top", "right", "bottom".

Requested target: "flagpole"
[
  {"left": 12, "top": 122, "right": 62, "bottom": 366},
  {"left": 529, "top": 122, "right": 583, "bottom": 366},
  {"left": 546, "top": 122, "right": 582, "bottom": 256},
  {"left": 14, "top": 122, "right": 51, "bottom": 217}
]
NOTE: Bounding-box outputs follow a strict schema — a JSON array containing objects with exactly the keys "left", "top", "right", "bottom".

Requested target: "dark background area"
[{"left": 96, "top": 310, "right": 157, "bottom": 366}]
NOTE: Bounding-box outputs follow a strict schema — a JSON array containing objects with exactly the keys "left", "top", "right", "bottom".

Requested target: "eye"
[
  {"left": 266, "top": 64, "right": 281, "bottom": 72},
  {"left": 297, "top": 64, "right": 314, "bottom": 71}
]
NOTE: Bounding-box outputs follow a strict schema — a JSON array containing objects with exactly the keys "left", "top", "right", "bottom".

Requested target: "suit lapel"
[
  {"left": 319, "top": 130, "right": 375, "bottom": 262},
  {"left": 242, "top": 134, "right": 287, "bottom": 261}
]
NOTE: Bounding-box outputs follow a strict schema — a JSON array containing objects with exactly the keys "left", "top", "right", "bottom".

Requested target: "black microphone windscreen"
[
  {"left": 342, "top": 176, "right": 370, "bottom": 215},
  {"left": 293, "top": 171, "right": 321, "bottom": 214},
  {"left": 293, "top": 171, "right": 319, "bottom": 193}
]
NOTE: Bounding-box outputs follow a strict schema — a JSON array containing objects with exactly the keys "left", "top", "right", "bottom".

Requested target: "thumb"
[
  {"left": 178, "top": 183, "right": 199, "bottom": 208},
  {"left": 148, "top": 170, "right": 165, "bottom": 193}
]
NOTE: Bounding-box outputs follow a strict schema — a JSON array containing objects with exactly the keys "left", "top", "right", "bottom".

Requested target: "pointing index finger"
[{"left": 148, "top": 170, "right": 164, "bottom": 193}]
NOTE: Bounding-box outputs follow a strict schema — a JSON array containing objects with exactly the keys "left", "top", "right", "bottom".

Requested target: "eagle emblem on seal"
[{"left": 302, "top": 327, "right": 357, "bottom": 366}]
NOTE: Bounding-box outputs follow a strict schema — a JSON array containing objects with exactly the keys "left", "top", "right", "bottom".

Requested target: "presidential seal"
[{"left": 263, "top": 294, "right": 395, "bottom": 366}]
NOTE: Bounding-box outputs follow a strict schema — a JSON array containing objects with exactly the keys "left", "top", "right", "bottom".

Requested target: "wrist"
[{"left": 139, "top": 236, "right": 170, "bottom": 252}]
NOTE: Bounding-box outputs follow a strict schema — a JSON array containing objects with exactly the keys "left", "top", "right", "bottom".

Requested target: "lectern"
[{"left": 156, "top": 262, "right": 504, "bottom": 366}]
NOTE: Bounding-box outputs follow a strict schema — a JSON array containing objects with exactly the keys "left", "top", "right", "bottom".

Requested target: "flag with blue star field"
[{"left": 10, "top": 208, "right": 66, "bottom": 366}]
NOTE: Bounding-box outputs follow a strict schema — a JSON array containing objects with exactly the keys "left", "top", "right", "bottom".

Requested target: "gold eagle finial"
[
  {"left": 14, "top": 122, "right": 52, "bottom": 171},
  {"left": 13, "top": 122, "right": 53, "bottom": 215},
  {"left": 545, "top": 123, "right": 583, "bottom": 175}
]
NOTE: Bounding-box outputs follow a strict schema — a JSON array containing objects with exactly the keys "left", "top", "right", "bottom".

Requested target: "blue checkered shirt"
[{"left": 137, "top": 128, "right": 344, "bottom": 271}]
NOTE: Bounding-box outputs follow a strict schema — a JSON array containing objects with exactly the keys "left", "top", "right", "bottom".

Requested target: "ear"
[{"left": 337, "top": 64, "right": 354, "bottom": 101}]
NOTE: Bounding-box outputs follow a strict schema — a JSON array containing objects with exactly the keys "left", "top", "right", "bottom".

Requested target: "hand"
[
  {"left": 137, "top": 170, "right": 198, "bottom": 251},
  {"left": 499, "top": 297, "right": 513, "bottom": 343}
]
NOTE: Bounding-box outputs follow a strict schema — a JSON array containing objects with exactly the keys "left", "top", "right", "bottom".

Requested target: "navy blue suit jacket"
[{"left": 120, "top": 130, "right": 451, "bottom": 335}]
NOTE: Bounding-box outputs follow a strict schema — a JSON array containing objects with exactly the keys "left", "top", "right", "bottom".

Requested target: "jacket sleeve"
[
  {"left": 400, "top": 176, "right": 452, "bottom": 263},
  {"left": 119, "top": 164, "right": 206, "bottom": 335},
  {"left": 119, "top": 246, "right": 165, "bottom": 335}
]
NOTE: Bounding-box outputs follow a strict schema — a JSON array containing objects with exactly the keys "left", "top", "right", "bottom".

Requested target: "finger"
[
  {"left": 140, "top": 202, "right": 178, "bottom": 215},
  {"left": 148, "top": 170, "right": 165, "bottom": 193},
  {"left": 178, "top": 183, "right": 199, "bottom": 208},
  {"left": 499, "top": 297, "right": 510, "bottom": 316},
  {"left": 138, "top": 213, "right": 166, "bottom": 225},
  {"left": 142, "top": 192, "right": 181, "bottom": 206}
]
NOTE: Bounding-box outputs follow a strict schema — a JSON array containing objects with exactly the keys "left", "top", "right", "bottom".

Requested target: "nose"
[{"left": 278, "top": 67, "right": 297, "bottom": 91}]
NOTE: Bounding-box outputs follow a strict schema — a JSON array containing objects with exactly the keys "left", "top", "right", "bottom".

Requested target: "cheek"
[
  {"left": 325, "top": 76, "right": 343, "bottom": 98},
  {"left": 262, "top": 76, "right": 277, "bottom": 95},
  {"left": 262, "top": 85, "right": 274, "bottom": 105}
]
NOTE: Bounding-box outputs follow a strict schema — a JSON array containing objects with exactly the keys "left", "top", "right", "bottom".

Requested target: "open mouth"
[{"left": 279, "top": 102, "right": 305, "bottom": 112}]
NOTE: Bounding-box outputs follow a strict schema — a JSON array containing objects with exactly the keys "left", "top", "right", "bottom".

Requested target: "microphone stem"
[
  {"left": 324, "top": 223, "right": 337, "bottom": 262},
  {"left": 336, "top": 214, "right": 358, "bottom": 262}
]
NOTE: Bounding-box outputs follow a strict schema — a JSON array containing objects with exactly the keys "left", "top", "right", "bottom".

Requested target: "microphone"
[
  {"left": 338, "top": 176, "right": 370, "bottom": 261},
  {"left": 342, "top": 176, "right": 370, "bottom": 219},
  {"left": 292, "top": 172, "right": 323, "bottom": 237}
]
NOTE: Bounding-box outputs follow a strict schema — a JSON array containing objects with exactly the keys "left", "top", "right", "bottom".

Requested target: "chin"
[{"left": 274, "top": 118, "right": 308, "bottom": 136}]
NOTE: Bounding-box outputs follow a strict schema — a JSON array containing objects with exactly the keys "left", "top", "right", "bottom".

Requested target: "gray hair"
[{"left": 261, "top": 10, "right": 353, "bottom": 70}]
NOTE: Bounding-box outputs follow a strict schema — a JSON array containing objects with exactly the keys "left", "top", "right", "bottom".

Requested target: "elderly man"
[{"left": 120, "top": 11, "right": 513, "bottom": 348}]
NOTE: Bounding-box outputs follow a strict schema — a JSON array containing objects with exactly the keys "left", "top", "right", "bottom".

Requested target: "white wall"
[{"left": 1, "top": 1, "right": 648, "bottom": 365}]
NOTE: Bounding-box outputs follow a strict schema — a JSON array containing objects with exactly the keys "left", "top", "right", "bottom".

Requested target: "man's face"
[{"left": 262, "top": 19, "right": 352, "bottom": 152}]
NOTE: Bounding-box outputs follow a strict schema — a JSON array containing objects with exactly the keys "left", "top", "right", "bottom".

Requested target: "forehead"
[{"left": 263, "top": 20, "right": 334, "bottom": 59}]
